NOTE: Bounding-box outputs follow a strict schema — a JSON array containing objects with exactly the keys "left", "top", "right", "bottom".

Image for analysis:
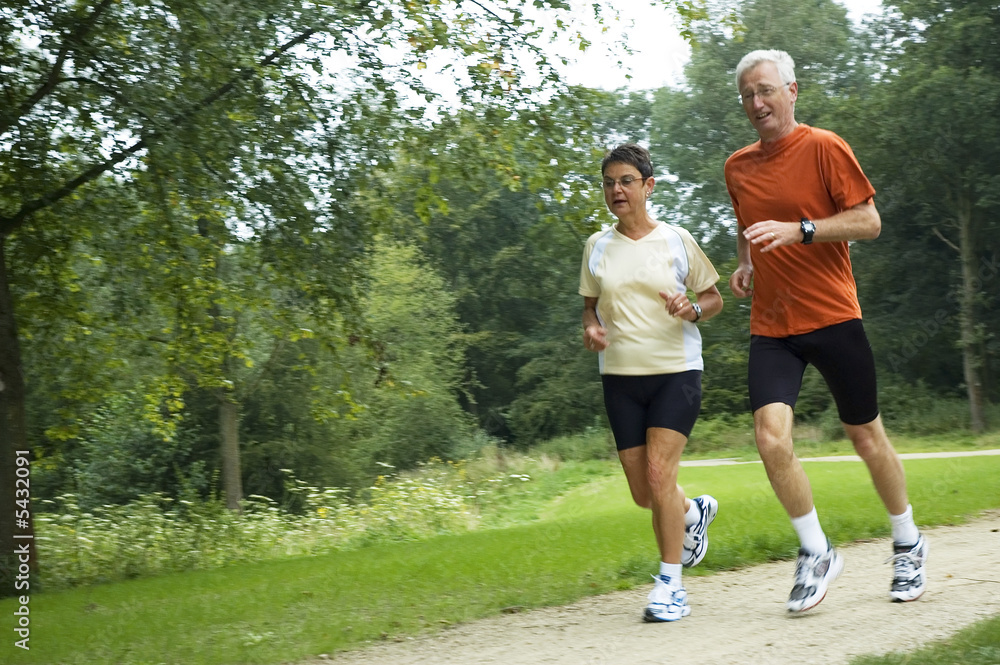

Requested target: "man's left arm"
[{"left": 743, "top": 201, "right": 880, "bottom": 253}]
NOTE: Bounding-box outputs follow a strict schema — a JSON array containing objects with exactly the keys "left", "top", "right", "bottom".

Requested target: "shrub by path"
[{"left": 318, "top": 511, "right": 1000, "bottom": 665}]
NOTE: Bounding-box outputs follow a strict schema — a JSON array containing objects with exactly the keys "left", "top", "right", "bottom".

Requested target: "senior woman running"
[{"left": 579, "top": 143, "right": 723, "bottom": 623}]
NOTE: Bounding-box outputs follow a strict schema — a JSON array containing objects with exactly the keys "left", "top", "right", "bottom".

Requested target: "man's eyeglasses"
[
  {"left": 601, "top": 175, "right": 645, "bottom": 189},
  {"left": 738, "top": 81, "right": 792, "bottom": 105}
]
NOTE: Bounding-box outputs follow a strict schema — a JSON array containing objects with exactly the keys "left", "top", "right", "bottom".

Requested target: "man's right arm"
[
  {"left": 724, "top": 166, "right": 754, "bottom": 299},
  {"left": 729, "top": 226, "right": 754, "bottom": 298}
]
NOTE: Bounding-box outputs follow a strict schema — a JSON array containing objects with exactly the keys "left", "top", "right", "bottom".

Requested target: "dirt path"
[{"left": 321, "top": 509, "right": 1000, "bottom": 665}]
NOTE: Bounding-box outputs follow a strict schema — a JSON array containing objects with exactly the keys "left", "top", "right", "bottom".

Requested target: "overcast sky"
[{"left": 555, "top": 0, "right": 885, "bottom": 91}]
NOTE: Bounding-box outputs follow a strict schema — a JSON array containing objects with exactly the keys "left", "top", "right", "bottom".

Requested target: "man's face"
[{"left": 738, "top": 61, "right": 798, "bottom": 142}]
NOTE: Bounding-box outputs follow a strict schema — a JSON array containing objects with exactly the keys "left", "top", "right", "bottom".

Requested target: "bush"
[
  {"left": 33, "top": 459, "right": 542, "bottom": 590},
  {"left": 809, "top": 378, "right": 996, "bottom": 438},
  {"left": 876, "top": 379, "right": 974, "bottom": 434},
  {"left": 687, "top": 413, "right": 756, "bottom": 455},
  {"left": 532, "top": 427, "right": 617, "bottom": 462}
]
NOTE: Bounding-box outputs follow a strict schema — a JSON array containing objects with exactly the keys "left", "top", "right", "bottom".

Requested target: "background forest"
[{"left": 1, "top": 0, "right": 998, "bottom": 592}]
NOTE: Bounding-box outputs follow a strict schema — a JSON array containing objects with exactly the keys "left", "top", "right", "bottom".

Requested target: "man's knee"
[
  {"left": 753, "top": 406, "right": 794, "bottom": 460},
  {"left": 645, "top": 463, "right": 679, "bottom": 496},
  {"left": 756, "top": 435, "right": 795, "bottom": 466},
  {"left": 844, "top": 418, "right": 891, "bottom": 459}
]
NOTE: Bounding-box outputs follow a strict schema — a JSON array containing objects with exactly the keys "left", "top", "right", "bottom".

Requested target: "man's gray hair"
[{"left": 735, "top": 49, "right": 796, "bottom": 88}]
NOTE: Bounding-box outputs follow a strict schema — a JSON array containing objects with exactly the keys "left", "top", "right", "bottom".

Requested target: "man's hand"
[
  {"left": 744, "top": 220, "right": 799, "bottom": 254},
  {"left": 729, "top": 264, "right": 754, "bottom": 298}
]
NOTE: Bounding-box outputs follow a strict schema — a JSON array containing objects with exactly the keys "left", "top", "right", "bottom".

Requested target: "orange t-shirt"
[{"left": 724, "top": 124, "right": 876, "bottom": 337}]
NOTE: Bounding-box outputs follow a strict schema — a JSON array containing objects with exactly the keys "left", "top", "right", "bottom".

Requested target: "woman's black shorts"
[
  {"left": 601, "top": 370, "right": 702, "bottom": 451},
  {"left": 748, "top": 318, "right": 879, "bottom": 425}
]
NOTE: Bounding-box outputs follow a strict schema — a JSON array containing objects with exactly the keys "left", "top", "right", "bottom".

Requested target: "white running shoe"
[
  {"left": 786, "top": 543, "right": 844, "bottom": 612},
  {"left": 643, "top": 575, "right": 691, "bottom": 623},
  {"left": 888, "top": 534, "right": 928, "bottom": 602},
  {"left": 682, "top": 495, "right": 719, "bottom": 568}
]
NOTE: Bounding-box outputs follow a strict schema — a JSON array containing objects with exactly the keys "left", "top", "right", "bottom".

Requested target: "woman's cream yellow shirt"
[{"left": 579, "top": 222, "right": 720, "bottom": 375}]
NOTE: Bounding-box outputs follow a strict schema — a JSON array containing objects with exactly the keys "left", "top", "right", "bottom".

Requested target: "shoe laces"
[
  {"left": 648, "top": 575, "right": 683, "bottom": 604},
  {"left": 886, "top": 550, "right": 919, "bottom": 579},
  {"left": 683, "top": 528, "right": 703, "bottom": 550},
  {"left": 792, "top": 550, "right": 826, "bottom": 585}
]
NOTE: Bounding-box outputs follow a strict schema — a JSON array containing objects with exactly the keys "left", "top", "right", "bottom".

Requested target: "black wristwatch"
[
  {"left": 691, "top": 302, "right": 702, "bottom": 322},
  {"left": 800, "top": 218, "right": 816, "bottom": 245}
]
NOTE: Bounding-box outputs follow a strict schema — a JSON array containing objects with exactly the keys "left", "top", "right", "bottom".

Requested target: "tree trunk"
[
  {"left": 219, "top": 395, "right": 243, "bottom": 511},
  {"left": 0, "top": 236, "right": 37, "bottom": 597},
  {"left": 957, "top": 196, "right": 987, "bottom": 433}
]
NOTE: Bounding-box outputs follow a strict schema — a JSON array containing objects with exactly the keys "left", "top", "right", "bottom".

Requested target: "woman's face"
[{"left": 602, "top": 161, "right": 651, "bottom": 220}]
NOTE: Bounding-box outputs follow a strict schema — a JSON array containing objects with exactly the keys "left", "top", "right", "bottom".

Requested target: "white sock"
[
  {"left": 890, "top": 504, "right": 920, "bottom": 546},
  {"left": 659, "top": 561, "right": 682, "bottom": 587},
  {"left": 684, "top": 500, "right": 701, "bottom": 528},
  {"left": 791, "top": 507, "right": 829, "bottom": 556}
]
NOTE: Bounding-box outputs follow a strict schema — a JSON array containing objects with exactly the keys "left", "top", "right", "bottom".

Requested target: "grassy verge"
[
  {"left": 2, "top": 453, "right": 998, "bottom": 665},
  {"left": 851, "top": 615, "right": 1000, "bottom": 665},
  {"left": 686, "top": 423, "right": 1000, "bottom": 461}
]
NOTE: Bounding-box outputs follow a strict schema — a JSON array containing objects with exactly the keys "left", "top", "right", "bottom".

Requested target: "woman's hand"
[
  {"left": 659, "top": 291, "right": 700, "bottom": 321},
  {"left": 584, "top": 325, "right": 608, "bottom": 351}
]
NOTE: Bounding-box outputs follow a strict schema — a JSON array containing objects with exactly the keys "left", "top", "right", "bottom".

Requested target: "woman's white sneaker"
[
  {"left": 682, "top": 495, "right": 719, "bottom": 568},
  {"left": 643, "top": 575, "right": 692, "bottom": 622}
]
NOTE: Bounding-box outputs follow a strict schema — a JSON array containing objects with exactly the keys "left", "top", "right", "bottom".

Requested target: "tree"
[
  {"left": 347, "top": 241, "right": 473, "bottom": 473},
  {"left": 0, "top": 0, "right": 654, "bottom": 593},
  {"left": 856, "top": 0, "right": 1000, "bottom": 431}
]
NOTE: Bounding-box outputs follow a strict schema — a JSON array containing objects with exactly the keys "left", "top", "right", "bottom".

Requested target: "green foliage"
[
  {"left": 34, "top": 466, "right": 474, "bottom": 590},
  {"left": 851, "top": 0, "right": 1000, "bottom": 413},
  {"left": 32, "top": 450, "right": 612, "bottom": 590},
  {"left": 380, "top": 88, "right": 658, "bottom": 445},
  {"left": 532, "top": 427, "right": 618, "bottom": 462},
  {"left": 687, "top": 413, "right": 757, "bottom": 454},
  {"left": 2, "top": 0, "right": 651, "bottom": 594},
  {"left": 64, "top": 394, "right": 211, "bottom": 509},
  {"left": 338, "top": 240, "right": 473, "bottom": 476}
]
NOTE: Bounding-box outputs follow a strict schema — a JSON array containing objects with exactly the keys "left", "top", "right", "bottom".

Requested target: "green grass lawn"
[
  {"left": 2, "top": 453, "right": 999, "bottom": 665},
  {"left": 850, "top": 615, "right": 1000, "bottom": 665}
]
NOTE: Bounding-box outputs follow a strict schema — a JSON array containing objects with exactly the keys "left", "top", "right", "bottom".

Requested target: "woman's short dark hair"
[{"left": 601, "top": 143, "right": 653, "bottom": 180}]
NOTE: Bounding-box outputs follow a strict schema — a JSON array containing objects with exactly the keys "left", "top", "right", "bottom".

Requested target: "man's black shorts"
[
  {"left": 748, "top": 319, "right": 879, "bottom": 425},
  {"left": 601, "top": 370, "right": 702, "bottom": 451}
]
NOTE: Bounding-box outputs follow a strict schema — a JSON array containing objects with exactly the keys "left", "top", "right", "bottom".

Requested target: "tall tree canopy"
[
  {"left": 854, "top": 0, "right": 1000, "bottom": 430},
  {"left": 0, "top": 0, "right": 660, "bottom": 592}
]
